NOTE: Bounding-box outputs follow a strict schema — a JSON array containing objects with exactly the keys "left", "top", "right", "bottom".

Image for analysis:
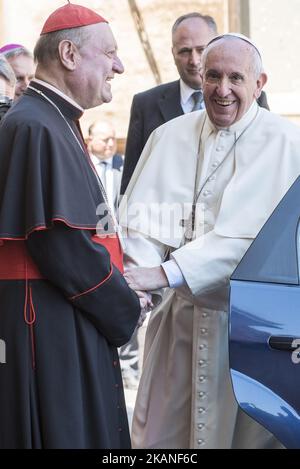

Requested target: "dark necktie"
[
  {"left": 191, "top": 91, "right": 204, "bottom": 112},
  {"left": 100, "top": 160, "right": 108, "bottom": 191}
]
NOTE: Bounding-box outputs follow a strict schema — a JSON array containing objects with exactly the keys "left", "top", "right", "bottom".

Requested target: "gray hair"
[
  {"left": 0, "top": 57, "right": 16, "bottom": 86},
  {"left": 88, "top": 119, "right": 116, "bottom": 137},
  {"left": 34, "top": 26, "right": 91, "bottom": 67},
  {"left": 4, "top": 46, "right": 33, "bottom": 61},
  {"left": 202, "top": 34, "right": 264, "bottom": 78},
  {"left": 172, "top": 12, "right": 218, "bottom": 36}
]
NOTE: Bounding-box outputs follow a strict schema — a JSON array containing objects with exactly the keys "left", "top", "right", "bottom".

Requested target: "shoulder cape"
[
  {"left": 0, "top": 91, "right": 104, "bottom": 239},
  {"left": 120, "top": 107, "right": 300, "bottom": 247}
]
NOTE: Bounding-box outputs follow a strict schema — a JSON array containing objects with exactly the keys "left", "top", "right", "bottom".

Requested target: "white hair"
[
  {"left": 202, "top": 33, "right": 264, "bottom": 78},
  {"left": 0, "top": 56, "right": 16, "bottom": 86},
  {"left": 34, "top": 25, "right": 92, "bottom": 67}
]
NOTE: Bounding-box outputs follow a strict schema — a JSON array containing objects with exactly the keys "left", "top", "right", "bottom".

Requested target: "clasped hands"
[{"left": 124, "top": 266, "right": 169, "bottom": 319}]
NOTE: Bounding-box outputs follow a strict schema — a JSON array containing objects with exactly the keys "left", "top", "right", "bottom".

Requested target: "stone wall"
[
  {"left": 0, "top": 0, "right": 229, "bottom": 139},
  {"left": 1, "top": 0, "right": 299, "bottom": 138},
  {"left": 249, "top": 0, "right": 300, "bottom": 124}
]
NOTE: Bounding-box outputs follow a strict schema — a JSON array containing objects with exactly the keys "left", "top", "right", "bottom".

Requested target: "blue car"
[{"left": 229, "top": 176, "right": 300, "bottom": 449}]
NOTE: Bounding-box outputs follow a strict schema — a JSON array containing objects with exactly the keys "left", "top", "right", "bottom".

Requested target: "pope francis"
[{"left": 120, "top": 34, "right": 300, "bottom": 449}]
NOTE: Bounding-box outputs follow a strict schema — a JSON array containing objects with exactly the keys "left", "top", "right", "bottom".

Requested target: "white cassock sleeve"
[
  {"left": 123, "top": 229, "right": 167, "bottom": 268},
  {"left": 123, "top": 230, "right": 170, "bottom": 306},
  {"left": 171, "top": 230, "right": 253, "bottom": 297},
  {"left": 124, "top": 227, "right": 253, "bottom": 299}
]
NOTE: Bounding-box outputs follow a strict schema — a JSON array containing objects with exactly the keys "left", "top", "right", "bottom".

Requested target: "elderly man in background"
[
  {"left": 120, "top": 34, "right": 300, "bottom": 449},
  {"left": 0, "top": 43, "right": 35, "bottom": 100},
  {"left": 0, "top": 56, "right": 16, "bottom": 121},
  {"left": 0, "top": 3, "right": 141, "bottom": 449}
]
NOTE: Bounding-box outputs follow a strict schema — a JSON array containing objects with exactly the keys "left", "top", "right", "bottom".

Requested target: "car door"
[{"left": 229, "top": 176, "right": 300, "bottom": 449}]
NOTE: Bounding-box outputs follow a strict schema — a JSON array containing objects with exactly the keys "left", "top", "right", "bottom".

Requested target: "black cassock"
[{"left": 0, "top": 82, "right": 140, "bottom": 449}]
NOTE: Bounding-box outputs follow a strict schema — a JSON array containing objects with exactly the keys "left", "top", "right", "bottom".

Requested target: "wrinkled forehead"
[
  {"left": 87, "top": 22, "right": 117, "bottom": 49},
  {"left": 7, "top": 54, "right": 35, "bottom": 74},
  {"left": 203, "top": 38, "right": 255, "bottom": 71},
  {"left": 99, "top": 23, "right": 116, "bottom": 47},
  {"left": 91, "top": 122, "right": 115, "bottom": 138}
]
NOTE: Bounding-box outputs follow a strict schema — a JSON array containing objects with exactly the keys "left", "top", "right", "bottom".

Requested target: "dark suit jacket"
[
  {"left": 112, "top": 153, "right": 124, "bottom": 171},
  {"left": 121, "top": 80, "right": 269, "bottom": 194},
  {"left": 111, "top": 153, "right": 124, "bottom": 210}
]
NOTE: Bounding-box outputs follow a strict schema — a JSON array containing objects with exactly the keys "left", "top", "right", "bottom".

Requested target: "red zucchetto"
[{"left": 40, "top": 2, "right": 108, "bottom": 35}]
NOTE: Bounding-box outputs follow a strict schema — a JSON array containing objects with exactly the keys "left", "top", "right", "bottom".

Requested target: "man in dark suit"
[{"left": 120, "top": 12, "right": 269, "bottom": 194}]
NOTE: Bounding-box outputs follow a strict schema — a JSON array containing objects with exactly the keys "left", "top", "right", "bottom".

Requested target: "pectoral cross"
[{"left": 180, "top": 204, "right": 196, "bottom": 241}]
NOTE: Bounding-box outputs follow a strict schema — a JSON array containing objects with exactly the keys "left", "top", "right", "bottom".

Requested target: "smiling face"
[
  {"left": 202, "top": 39, "right": 267, "bottom": 127},
  {"left": 75, "top": 23, "right": 124, "bottom": 109},
  {"left": 172, "top": 17, "right": 216, "bottom": 90}
]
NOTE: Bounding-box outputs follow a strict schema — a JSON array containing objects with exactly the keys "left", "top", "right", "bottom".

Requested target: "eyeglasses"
[{"left": 91, "top": 136, "right": 116, "bottom": 144}]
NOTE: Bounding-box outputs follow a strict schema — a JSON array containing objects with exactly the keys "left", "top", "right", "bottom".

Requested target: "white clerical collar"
[
  {"left": 180, "top": 79, "right": 202, "bottom": 105},
  {"left": 32, "top": 78, "right": 84, "bottom": 112},
  {"left": 200, "top": 101, "right": 260, "bottom": 145}
]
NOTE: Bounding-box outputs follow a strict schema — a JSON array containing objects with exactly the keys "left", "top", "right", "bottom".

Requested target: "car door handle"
[{"left": 269, "top": 336, "right": 300, "bottom": 351}]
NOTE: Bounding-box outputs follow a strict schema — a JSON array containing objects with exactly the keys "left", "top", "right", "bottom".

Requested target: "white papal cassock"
[{"left": 119, "top": 102, "right": 300, "bottom": 449}]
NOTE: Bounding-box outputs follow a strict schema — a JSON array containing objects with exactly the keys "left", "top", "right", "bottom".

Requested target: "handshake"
[{"left": 123, "top": 266, "right": 169, "bottom": 325}]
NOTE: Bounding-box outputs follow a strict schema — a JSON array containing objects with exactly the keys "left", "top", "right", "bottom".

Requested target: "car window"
[{"left": 232, "top": 177, "right": 300, "bottom": 285}]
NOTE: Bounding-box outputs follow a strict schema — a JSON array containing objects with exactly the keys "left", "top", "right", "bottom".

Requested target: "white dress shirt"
[{"left": 91, "top": 155, "right": 115, "bottom": 213}]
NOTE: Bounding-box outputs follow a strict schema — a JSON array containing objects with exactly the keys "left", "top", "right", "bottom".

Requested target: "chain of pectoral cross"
[
  {"left": 181, "top": 107, "right": 259, "bottom": 242},
  {"left": 28, "top": 85, "right": 117, "bottom": 234}
]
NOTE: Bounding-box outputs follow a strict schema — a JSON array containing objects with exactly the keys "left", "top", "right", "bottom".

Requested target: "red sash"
[
  {"left": 92, "top": 234, "right": 124, "bottom": 274},
  {"left": 0, "top": 233, "right": 123, "bottom": 279},
  {"left": 0, "top": 234, "right": 123, "bottom": 371},
  {"left": 0, "top": 240, "right": 43, "bottom": 279}
]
